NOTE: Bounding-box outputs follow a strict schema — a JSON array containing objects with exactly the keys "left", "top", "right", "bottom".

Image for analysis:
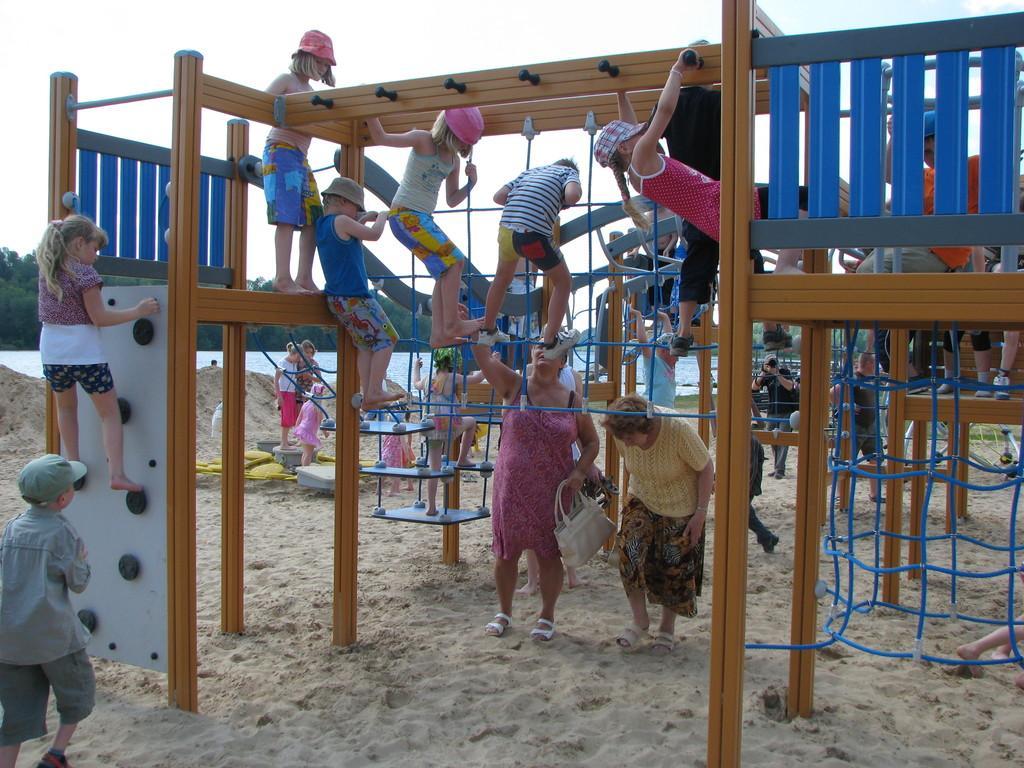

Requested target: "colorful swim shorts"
[
  {"left": 262, "top": 141, "right": 323, "bottom": 227},
  {"left": 497, "top": 226, "right": 563, "bottom": 271},
  {"left": 327, "top": 295, "right": 399, "bottom": 352},
  {"left": 42, "top": 363, "right": 114, "bottom": 395},
  {"left": 388, "top": 208, "right": 465, "bottom": 278}
]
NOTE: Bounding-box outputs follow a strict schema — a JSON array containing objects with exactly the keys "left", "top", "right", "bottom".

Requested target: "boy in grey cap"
[{"left": 0, "top": 454, "right": 93, "bottom": 768}]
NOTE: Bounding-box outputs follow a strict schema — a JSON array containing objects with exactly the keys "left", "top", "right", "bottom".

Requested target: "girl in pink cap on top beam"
[
  {"left": 263, "top": 30, "right": 337, "bottom": 294},
  {"left": 366, "top": 108, "right": 485, "bottom": 348}
]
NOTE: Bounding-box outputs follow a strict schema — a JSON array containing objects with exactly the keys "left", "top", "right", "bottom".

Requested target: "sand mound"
[{"left": 0, "top": 365, "right": 46, "bottom": 453}]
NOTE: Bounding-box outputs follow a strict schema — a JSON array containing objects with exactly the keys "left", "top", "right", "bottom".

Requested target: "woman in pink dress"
[{"left": 471, "top": 342, "right": 600, "bottom": 642}]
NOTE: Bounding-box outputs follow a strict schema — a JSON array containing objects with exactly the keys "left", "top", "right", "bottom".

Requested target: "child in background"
[
  {"left": 0, "top": 454, "right": 93, "bottom": 768},
  {"left": 479, "top": 159, "right": 583, "bottom": 358},
  {"left": 274, "top": 342, "right": 302, "bottom": 449},
  {"left": 294, "top": 339, "right": 321, "bottom": 406},
  {"left": 413, "top": 351, "right": 483, "bottom": 516},
  {"left": 366, "top": 109, "right": 485, "bottom": 347},
  {"left": 264, "top": 30, "right": 336, "bottom": 294},
  {"left": 36, "top": 215, "right": 160, "bottom": 493},
  {"left": 317, "top": 177, "right": 403, "bottom": 410},
  {"left": 629, "top": 307, "right": 677, "bottom": 409},
  {"left": 292, "top": 384, "right": 327, "bottom": 467},
  {"left": 382, "top": 409, "right": 416, "bottom": 495}
]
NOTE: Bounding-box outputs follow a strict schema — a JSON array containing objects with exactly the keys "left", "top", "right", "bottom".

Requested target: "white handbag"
[{"left": 553, "top": 479, "right": 617, "bottom": 568}]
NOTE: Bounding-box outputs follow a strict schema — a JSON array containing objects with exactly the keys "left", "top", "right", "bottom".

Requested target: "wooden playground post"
[
  {"left": 46, "top": 72, "right": 78, "bottom": 455},
  {"left": 603, "top": 266, "right": 625, "bottom": 526},
  {"left": 882, "top": 329, "right": 910, "bottom": 604},
  {"left": 334, "top": 123, "right": 364, "bottom": 646},
  {"left": 908, "top": 418, "right": 927, "bottom": 578},
  {"left": 949, "top": 425, "right": 971, "bottom": 527},
  {"left": 166, "top": 50, "right": 203, "bottom": 712},
  {"left": 695, "top": 304, "right": 715, "bottom": 447},
  {"left": 708, "top": 0, "right": 755, "bottom": 763},
  {"left": 443, "top": 458, "right": 462, "bottom": 565},
  {"left": 220, "top": 118, "right": 249, "bottom": 634}
]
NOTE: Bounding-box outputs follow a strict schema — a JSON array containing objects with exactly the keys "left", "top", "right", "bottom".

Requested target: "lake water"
[{"left": 0, "top": 349, "right": 714, "bottom": 399}]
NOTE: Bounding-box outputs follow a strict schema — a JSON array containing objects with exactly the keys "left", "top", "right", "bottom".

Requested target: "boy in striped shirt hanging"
[{"left": 479, "top": 159, "right": 583, "bottom": 359}]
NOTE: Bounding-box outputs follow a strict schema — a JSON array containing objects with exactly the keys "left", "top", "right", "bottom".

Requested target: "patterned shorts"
[
  {"left": 497, "top": 226, "right": 563, "bottom": 271},
  {"left": 327, "top": 295, "right": 399, "bottom": 352},
  {"left": 43, "top": 363, "right": 114, "bottom": 395},
  {"left": 616, "top": 496, "right": 705, "bottom": 618},
  {"left": 389, "top": 208, "right": 465, "bottom": 278},
  {"left": 262, "top": 142, "right": 323, "bottom": 227}
]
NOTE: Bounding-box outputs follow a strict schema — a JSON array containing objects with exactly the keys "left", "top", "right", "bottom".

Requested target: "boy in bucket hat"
[
  {"left": 0, "top": 455, "right": 93, "bottom": 768},
  {"left": 317, "top": 178, "right": 403, "bottom": 410},
  {"left": 264, "top": 31, "right": 337, "bottom": 295}
]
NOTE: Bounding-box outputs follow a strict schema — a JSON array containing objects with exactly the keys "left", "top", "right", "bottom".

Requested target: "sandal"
[
  {"left": 650, "top": 631, "right": 676, "bottom": 655},
  {"left": 530, "top": 618, "right": 556, "bottom": 642},
  {"left": 484, "top": 612, "right": 511, "bottom": 637},
  {"left": 616, "top": 622, "right": 649, "bottom": 650}
]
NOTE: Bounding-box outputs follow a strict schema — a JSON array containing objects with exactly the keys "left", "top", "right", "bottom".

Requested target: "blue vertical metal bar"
[
  {"left": 979, "top": 47, "right": 1017, "bottom": 214},
  {"left": 118, "top": 160, "right": 138, "bottom": 259},
  {"left": 138, "top": 163, "right": 157, "bottom": 261},
  {"left": 850, "top": 58, "right": 883, "bottom": 217},
  {"left": 78, "top": 150, "right": 98, "bottom": 221},
  {"left": 890, "top": 55, "right": 925, "bottom": 216},
  {"left": 934, "top": 51, "right": 970, "bottom": 215},
  {"left": 157, "top": 165, "right": 170, "bottom": 262},
  {"left": 210, "top": 175, "right": 226, "bottom": 268},
  {"left": 99, "top": 154, "right": 118, "bottom": 256},
  {"left": 768, "top": 65, "right": 800, "bottom": 218},
  {"left": 808, "top": 61, "right": 841, "bottom": 218},
  {"left": 198, "top": 173, "right": 210, "bottom": 267}
]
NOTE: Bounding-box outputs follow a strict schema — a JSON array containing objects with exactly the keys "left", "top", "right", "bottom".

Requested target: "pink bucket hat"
[
  {"left": 444, "top": 107, "right": 485, "bottom": 145},
  {"left": 593, "top": 120, "right": 644, "bottom": 168},
  {"left": 296, "top": 30, "right": 336, "bottom": 66}
]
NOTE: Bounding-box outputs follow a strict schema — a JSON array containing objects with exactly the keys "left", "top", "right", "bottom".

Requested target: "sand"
[{"left": 1, "top": 363, "right": 1022, "bottom": 767}]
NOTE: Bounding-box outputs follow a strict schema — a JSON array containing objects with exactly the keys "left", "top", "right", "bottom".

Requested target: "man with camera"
[{"left": 752, "top": 354, "right": 799, "bottom": 479}]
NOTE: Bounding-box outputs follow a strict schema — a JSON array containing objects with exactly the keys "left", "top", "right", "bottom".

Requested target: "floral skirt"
[{"left": 616, "top": 496, "right": 705, "bottom": 618}]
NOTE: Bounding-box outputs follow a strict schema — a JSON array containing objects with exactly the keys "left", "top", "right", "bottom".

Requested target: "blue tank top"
[
  {"left": 645, "top": 354, "right": 677, "bottom": 409},
  {"left": 316, "top": 215, "right": 370, "bottom": 297}
]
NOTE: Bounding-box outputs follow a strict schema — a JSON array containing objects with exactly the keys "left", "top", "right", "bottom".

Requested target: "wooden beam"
[
  {"left": 707, "top": 1, "right": 756, "bottom": 763},
  {"left": 882, "top": 331, "right": 910, "bottom": 604},
  {"left": 196, "top": 286, "right": 337, "bottom": 325},
  {"left": 220, "top": 119, "right": 248, "bottom": 635},
  {"left": 750, "top": 273, "right": 1024, "bottom": 325},
  {"left": 47, "top": 72, "right": 78, "bottom": 455},
  {"left": 334, "top": 126, "right": 363, "bottom": 647},
  {"left": 166, "top": 50, "right": 202, "bottom": 713}
]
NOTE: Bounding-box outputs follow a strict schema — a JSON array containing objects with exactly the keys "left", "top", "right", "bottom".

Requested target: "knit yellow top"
[{"left": 615, "top": 410, "right": 710, "bottom": 518}]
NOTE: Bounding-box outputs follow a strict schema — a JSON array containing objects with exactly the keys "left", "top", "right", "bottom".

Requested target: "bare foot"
[
  {"left": 364, "top": 391, "right": 404, "bottom": 408},
  {"left": 515, "top": 582, "right": 539, "bottom": 597},
  {"left": 426, "top": 507, "right": 439, "bottom": 517},
  {"left": 386, "top": 489, "right": 396, "bottom": 497},
  {"left": 956, "top": 644, "right": 986, "bottom": 677},
  {"left": 296, "top": 279, "right": 321, "bottom": 293},
  {"left": 430, "top": 335, "right": 469, "bottom": 348},
  {"left": 273, "top": 277, "right": 306, "bottom": 294},
  {"left": 567, "top": 575, "right": 585, "bottom": 590},
  {"left": 454, "top": 318, "right": 484, "bottom": 337},
  {"left": 1015, "top": 671, "right": 1024, "bottom": 690},
  {"left": 773, "top": 264, "right": 805, "bottom": 276},
  {"left": 404, "top": 484, "right": 414, "bottom": 492},
  {"left": 110, "top": 474, "right": 143, "bottom": 493}
]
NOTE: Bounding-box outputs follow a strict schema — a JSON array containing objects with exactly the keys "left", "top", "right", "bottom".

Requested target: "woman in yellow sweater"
[{"left": 603, "top": 394, "right": 715, "bottom": 654}]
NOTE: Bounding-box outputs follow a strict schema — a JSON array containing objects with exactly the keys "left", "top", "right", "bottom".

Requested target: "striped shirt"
[{"left": 498, "top": 164, "right": 580, "bottom": 236}]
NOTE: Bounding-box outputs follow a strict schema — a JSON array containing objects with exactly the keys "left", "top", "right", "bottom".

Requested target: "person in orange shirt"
[{"left": 860, "top": 111, "right": 992, "bottom": 391}]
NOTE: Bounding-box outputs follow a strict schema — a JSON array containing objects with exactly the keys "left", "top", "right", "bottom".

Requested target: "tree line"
[{"left": 0, "top": 248, "right": 427, "bottom": 352}]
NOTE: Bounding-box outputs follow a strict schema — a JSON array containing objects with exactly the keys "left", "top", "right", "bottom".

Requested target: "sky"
[{"left": 1, "top": 0, "right": 1021, "bottom": 296}]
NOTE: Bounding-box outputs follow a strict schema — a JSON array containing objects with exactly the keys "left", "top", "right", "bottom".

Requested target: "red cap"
[{"left": 296, "top": 30, "right": 335, "bottom": 66}]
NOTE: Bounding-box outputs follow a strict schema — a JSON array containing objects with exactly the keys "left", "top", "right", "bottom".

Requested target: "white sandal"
[
  {"left": 530, "top": 618, "right": 556, "bottom": 642},
  {"left": 484, "top": 612, "right": 512, "bottom": 637},
  {"left": 616, "top": 622, "right": 649, "bottom": 650}
]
